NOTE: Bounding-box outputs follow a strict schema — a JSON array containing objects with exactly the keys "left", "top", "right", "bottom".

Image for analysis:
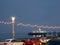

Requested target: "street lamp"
[{"left": 12, "top": 16, "right": 15, "bottom": 39}]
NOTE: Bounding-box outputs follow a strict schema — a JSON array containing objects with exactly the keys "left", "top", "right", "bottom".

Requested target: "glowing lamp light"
[{"left": 12, "top": 16, "right": 15, "bottom": 21}]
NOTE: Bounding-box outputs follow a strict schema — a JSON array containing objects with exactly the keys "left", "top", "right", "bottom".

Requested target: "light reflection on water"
[{"left": 0, "top": 33, "right": 28, "bottom": 40}]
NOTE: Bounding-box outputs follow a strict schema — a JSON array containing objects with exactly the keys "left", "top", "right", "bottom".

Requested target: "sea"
[{"left": 0, "top": 33, "right": 29, "bottom": 40}]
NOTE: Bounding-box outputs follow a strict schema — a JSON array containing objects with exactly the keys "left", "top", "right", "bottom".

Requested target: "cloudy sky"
[{"left": 0, "top": 0, "right": 60, "bottom": 39}]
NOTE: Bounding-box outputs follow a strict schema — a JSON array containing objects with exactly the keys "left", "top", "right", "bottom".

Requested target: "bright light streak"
[
  {"left": 0, "top": 20, "right": 60, "bottom": 29},
  {"left": 0, "top": 21, "right": 11, "bottom": 24},
  {"left": 17, "top": 23, "right": 60, "bottom": 29}
]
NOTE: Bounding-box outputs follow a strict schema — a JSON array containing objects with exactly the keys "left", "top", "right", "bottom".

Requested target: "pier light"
[
  {"left": 12, "top": 16, "right": 15, "bottom": 21},
  {"left": 11, "top": 16, "right": 15, "bottom": 39},
  {"left": 12, "top": 16, "right": 15, "bottom": 23}
]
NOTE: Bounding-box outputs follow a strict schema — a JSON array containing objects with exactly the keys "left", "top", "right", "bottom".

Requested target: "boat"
[{"left": 28, "top": 28, "right": 47, "bottom": 38}]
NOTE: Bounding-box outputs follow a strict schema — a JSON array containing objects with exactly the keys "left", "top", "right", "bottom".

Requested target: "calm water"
[{"left": 0, "top": 33, "right": 29, "bottom": 40}]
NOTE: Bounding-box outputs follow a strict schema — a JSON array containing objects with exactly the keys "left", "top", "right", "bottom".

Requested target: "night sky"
[{"left": 0, "top": 0, "right": 60, "bottom": 40}]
